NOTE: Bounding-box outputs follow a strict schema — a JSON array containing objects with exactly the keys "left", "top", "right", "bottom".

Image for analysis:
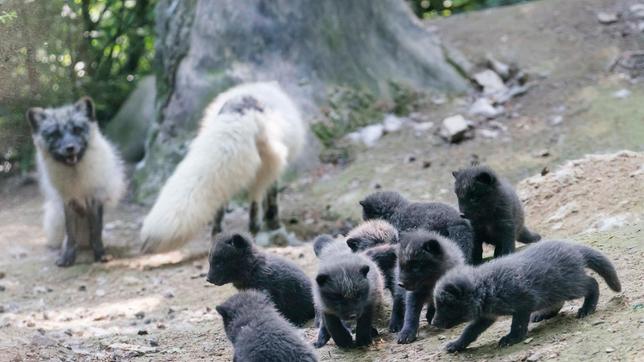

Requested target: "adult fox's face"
[{"left": 27, "top": 97, "right": 95, "bottom": 166}]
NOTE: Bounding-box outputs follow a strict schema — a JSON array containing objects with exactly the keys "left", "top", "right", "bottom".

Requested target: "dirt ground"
[{"left": 1, "top": 0, "right": 644, "bottom": 361}]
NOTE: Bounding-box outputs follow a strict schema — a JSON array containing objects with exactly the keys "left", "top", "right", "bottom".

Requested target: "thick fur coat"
[{"left": 141, "top": 82, "right": 305, "bottom": 253}]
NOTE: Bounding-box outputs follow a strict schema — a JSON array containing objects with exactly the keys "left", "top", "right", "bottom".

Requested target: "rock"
[
  {"left": 524, "top": 337, "right": 534, "bottom": 344},
  {"left": 408, "top": 112, "right": 432, "bottom": 123},
  {"left": 486, "top": 56, "right": 512, "bottom": 80},
  {"left": 137, "top": 329, "right": 148, "bottom": 335},
  {"left": 533, "top": 149, "right": 551, "bottom": 158},
  {"left": 479, "top": 129, "right": 499, "bottom": 139},
  {"left": 162, "top": 290, "right": 175, "bottom": 299},
  {"left": 605, "top": 347, "right": 615, "bottom": 353},
  {"left": 0, "top": 272, "right": 5, "bottom": 279},
  {"left": 149, "top": 338, "right": 159, "bottom": 347},
  {"left": 597, "top": 12, "right": 618, "bottom": 24},
  {"left": 468, "top": 98, "right": 502, "bottom": 119},
  {"left": 0, "top": 285, "right": 5, "bottom": 292},
  {"left": 359, "top": 124, "right": 384, "bottom": 147},
  {"left": 613, "top": 89, "right": 631, "bottom": 99},
  {"left": 95, "top": 289, "right": 106, "bottom": 297},
  {"left": 382, "top": 114, "right": 407, "bottom": 133},
  {"left": 541, "top": 166, "right": 550, "bottom": 176},
  {"left": 345, "top": 131, "right": 361, "bottom": 144},
  {"left": 0, "top": 305, "right": 4, "bottom": 313},
  {"left": 549, "top": 115, "right": 564, "bottom": 126},
  {"left": 78, "top": 285, "right": 86, "bottom": 292},
  {"left": 473, "top": 69, "right": 508, "bottom": 97},
  {"left": 422, "top": 161, "right": 432, "bottom": 169},
  {"left": 412, "top": 121, "right": 434, "bottom": 133},
  {"left": 135, "top": 311, "right": 145, "bottom": 319},
  {"left": 33, "top": 286, "right": 51, "bottom": 294},
  {"left": 630, "top": 4, "right": 644, "bottom": 19},
  {"left": 495, "top": 84, "right": 530, "bottom": 104},
  {"left": 527, "top": 353, "right": 540, "bottom": 362},
  {"left": 440, "top": 115, "right": 472, "bottom": 143}
]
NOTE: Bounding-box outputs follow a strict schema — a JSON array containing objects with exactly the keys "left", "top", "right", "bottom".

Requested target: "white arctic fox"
[{"left": 140, "top": 82, "right": 305, "bottom": 253}]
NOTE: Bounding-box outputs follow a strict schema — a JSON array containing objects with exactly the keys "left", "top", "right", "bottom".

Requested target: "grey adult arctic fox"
[
  {"left": 27, "top": 97, "right": 126, "bottom": 267},
  {"left": 216, "top": 290, "right": 318, "bottom": 362},
  {"left": 141, "top": 82, "right": 305, "bottom": 253},
  {"left": 431, "top": 240, "right": 621, "bottom": 352}
]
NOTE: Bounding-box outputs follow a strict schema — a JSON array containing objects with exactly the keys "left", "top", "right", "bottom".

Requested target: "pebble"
[
  {"left": 95, "top": 289, "right": 106, "bottom": 297},
  {"left": 422, "top": 161, "right": 432, "bottom": 169},
  {"left": 135, "top": 311, "right": 145, "bottom": 319},
  {"left": 440, "top": 115, "right": 472, "bottom": 143},
  {"left": 359, "top": 124, "right": 384, "bottom": 147},
  {"left": 486, "top": 56, "right": 512, "bottom": 80},
  {"left": 163, "top": 290, "right": 175, "bottom": 299},
  {"left": 524, "top": 337, "right": 534, "bottom": 344},
  {"left": 473, "top": 69, "right": 508, "bottom": 96},
  {"left": 0, "top": 305, "right": 4, "bottom": 313},
  {"left": 469, "top": 98, "right": 502, "bottom": 119},
  {"left": 0, "top": 272, "right": 5, "bottom": 279},
  {"left": 0, "top": 285, "right": 5, "bottom": 292},
  {"left": 605, "top": 347, "right": 615, "bottom": 353},
  {"left": 597, "top": 12, "right": 619, "bottom": 24},
  {"left": 33, "top": 286, "right": 52, "bottom": 294},
  {"left": 149, "top": 338, "right": 159, "bottom": 347},
  {"left": 630, "top": 4, "right": 644, "bottom": 19},
  {"left": 549, "top": 115, "right": 564, "bottom": 125},
  {"left": 78, "top": 285, "right": 86, "bottom": 292},
  {"left": 382, "top": 114, "right": 406, "bottom": 133},
  {"left": 613, "top": 89, "right": 631, "bottom": 99},
  {"left": 137, "top": 329, "right": 148, "bottom": 335},
  {"left": 479, "top": 129, "right": 500, "bottom": 139},
  {"left": 412, "top": 121, "right": 434, "bottom": 133},
  {"left": 527, "top": 353, "right": 540, "bottom": 362}
]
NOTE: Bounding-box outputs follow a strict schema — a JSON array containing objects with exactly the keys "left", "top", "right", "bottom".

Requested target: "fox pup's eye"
[
  {"left": 72, "top": 125, "right": 85, "bottom": 134},
  {"left": 43, "top": 129, "right": 61, "bottom": 139}
]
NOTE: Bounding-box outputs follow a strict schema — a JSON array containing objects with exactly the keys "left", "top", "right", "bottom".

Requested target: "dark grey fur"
[
  {"left": 314, "top": 242, "right": 384, "bottom": 348},
  {"left": 216, "top": 290, "right": 318, "bottom": 362},
  {"left": 207, "top": 232, "right": 315, "bottom": 326},
  {"left": 396, "top": 230, "right": 465, "bottom": 344},
  {"left": 431, "top": 240, "right": 622, "bottom": 352},
  {"left": 453, "top": 165, "right": 541, "bottom": 264},
  {"left": 27, "top": 97, "right": 107, "bottom": 267},
  {"left": 359, "top": 191, "right": 474, "bottom": 263}
]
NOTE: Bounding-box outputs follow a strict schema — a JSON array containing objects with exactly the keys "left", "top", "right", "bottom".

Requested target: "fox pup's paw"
[
  {"left": 498, "top": 334, "right": 524, "bottom": 348},
  {"left": 312, "top": 339, "right": 327, "bottom": 349},
  {"left": 576, "top": 306, "right": 595, "bottom": 319},
  {"left": 95, "top": 254, "right": 113, "bottom": 263},
  {"left": 55, "top": 248, "right": 77, "bottom": 267},
  {"left": 388, "top": 317, "right": 403, "bottom": 333},
  {"left": 445, "top": 340, "right": 466, "bottom": 353},
  {"left": 355, "top": 334, "right": 373, "bottom": 347},
  {"left": 396, "top": 328, "right": 417, "bottom": 344}
]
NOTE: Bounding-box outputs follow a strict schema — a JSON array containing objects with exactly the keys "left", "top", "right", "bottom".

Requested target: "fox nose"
[{"left": 64, "top": 144, "right": 77, "bottom": 154}]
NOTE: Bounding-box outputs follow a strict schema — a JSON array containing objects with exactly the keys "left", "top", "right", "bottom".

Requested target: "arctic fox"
[
  {"left": 27, "top": 97, "right": 126, "bottom": 267},
  {"left": 431, "top": 240, "right": 621, "bottom": 352},
  {"left": 140, "top": 82, "right": 305, "bottom": 253}
]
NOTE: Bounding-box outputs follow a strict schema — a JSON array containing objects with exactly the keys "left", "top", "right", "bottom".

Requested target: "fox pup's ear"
[
  {"left": 451, "top": 170, "right": 460, "bottom": 178},
  {"left": 229, "top": 233, "right": 250, "bottom": 249},
  {"left": 475, "top": 171, "right": 495, "bottom": 185},
  {"left": 359, "top": 265, "right": 370, "bottom": 278},
  {"left": 215, "top": 305, "right": 230, "bottom": 321},
  {"left": 316, "top": 273, "right": 329, "bottom": 286},
  {"left": 74, "top": 96, "right": 96, "bottom": 122},
  {"left": 422, "top": 238, "right": 442, "bottom": 255},
  {"left": 26, "top": 107, "right": 46, "bottom": 133},
  {"left": 358, "top": 200, "right": 366, "bottom": 207},
  {"left": 346, "top": 238, "right": 361, "bottom": 252}
]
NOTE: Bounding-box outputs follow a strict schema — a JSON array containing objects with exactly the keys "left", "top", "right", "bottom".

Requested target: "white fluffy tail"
[
  {"left": 43, "top": 198, "right": 65, "bottom": 248},
  {"left": 140, "top": 116, "right": 263, "bottom": 253}
]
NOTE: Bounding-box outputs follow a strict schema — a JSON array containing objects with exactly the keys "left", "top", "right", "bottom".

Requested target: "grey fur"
[
  {"left": 216, "top": 290, "right": 318, "bottom": 362},
  {"left": 359, "top": 191, "right": 474, "bottom": 263},
  {"left": 453, "top": 165, "right": 541, "bottom": 263},
  {"left": 313, "top": 240, "right": 384, "bottom": 348},
  {"left": 431, "top": 240, "right": 622, "bottom": 352},
  {"left": 396, "top": 230, "right": 465, "bottom": 344},
  {"left": 207, "top": 232, "right": 315, "bottom": 326}
]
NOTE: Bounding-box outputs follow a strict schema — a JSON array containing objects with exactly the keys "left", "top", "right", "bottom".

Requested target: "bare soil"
[{"left": 1, "top": 0, "right": 644, "bottom": 361}]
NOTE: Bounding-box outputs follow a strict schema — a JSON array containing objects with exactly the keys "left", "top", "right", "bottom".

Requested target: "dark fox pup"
[
  {"left": 207, "top": 232, "right": 315, "bottom": 326},
  {"left": 453, "top": 165, "right": 540, "bottom": 263},
  {"left": 216, "top": 290, "right": 318, "bottom": 362},
  {"left": 396, "top": 230, "right": 465, "bottom": 344},
  {"left": 312, "top": 220, "right": 405, "bottom": 332},
  {"left": 431, "top": 240, "right": 622, "bottom": 352},
  {"left": 314, "top": 241, "right": 384, "bottom": 348},
  {"left": 359, "top": 191, "right": 474, "bottom": 263}
]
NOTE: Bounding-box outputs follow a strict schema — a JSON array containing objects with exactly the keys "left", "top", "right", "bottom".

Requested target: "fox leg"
[
  {"left": 499, "top": 310, "right": 530, "bottom": 347},
  {"left": 531, "top": 301, "right": 564, "bottom": 322},
  {"left": 56, "top": 201, "right": 86, "bottom": 267},
  {"left": 248, "top": 202, "right": 261, "bottom": 234},
  {"left": 577, "top": 276, "right": 599, "bottom": 318},
  {"left": 517, "top": 226, "right": 541, "bottom": 243},
  {"left": 87, "top": 199, "right": 108, "bottom": 262},
  {"left": 211, "top": 205, "right": 226, "bottom": 237},
  {"left": 262, "top": 183, "right": 280, "bottom": 231}
]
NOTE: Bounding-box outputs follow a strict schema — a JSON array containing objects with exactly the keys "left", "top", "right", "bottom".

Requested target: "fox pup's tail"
[{"left": 578, "top": 245, "right": 622, "bottom": 292}]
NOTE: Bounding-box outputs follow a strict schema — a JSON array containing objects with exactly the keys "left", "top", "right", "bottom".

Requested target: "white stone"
[
  {"left": 382, "top": 114, "right": 406, "bottom": 133},
  {"left": 549, "top": 115, "right": 564, "bottom": 125},
  {"left": 630, "top": 4, "right": 644, "bottom": 19},
  {"left": 440, "top": 115, "right": 471, "bottom": 143},
  {"left": 479, "top": 129, "right": 499, "bottom": 139},
  {"left": 469, "top": 98, "right": 502, "bottom": 118},
  {"left": 359, "top": 124, "right": 384, "bottom": 147},
  {"left": 412, "top": 121, "right": 434, "bottom": 132},
  {"left": 473, "top": 70, "right": 508, "bottom": 97},
  {"left": 613, "top": 89, "right": 631, "bottom": 99},
  {"left": 597, "top": 12, "right": 618, "bottom": 24}
]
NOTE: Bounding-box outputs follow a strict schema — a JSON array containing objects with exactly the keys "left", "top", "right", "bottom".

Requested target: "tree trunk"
[{"left": 135, "top": 0, "right": 468, "bottom": 201}]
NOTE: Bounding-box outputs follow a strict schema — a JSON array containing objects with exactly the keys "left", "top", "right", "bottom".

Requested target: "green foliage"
[
  {"left": 0, "top": 0, "right": 156, "bottom": 176},
  {"left": 311, "top": 87, "right": 384, "bottom": 148},
  {"left": 407, "top": 0, "right": 535, "bottom": 18}
]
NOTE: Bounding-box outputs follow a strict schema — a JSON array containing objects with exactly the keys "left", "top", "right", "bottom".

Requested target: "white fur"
[
  {"left": 36, "top": 125, "right": 126, "bottom": 248},
  {"left": 140, "top": 82, "right": 305, "bottom": 253}
]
